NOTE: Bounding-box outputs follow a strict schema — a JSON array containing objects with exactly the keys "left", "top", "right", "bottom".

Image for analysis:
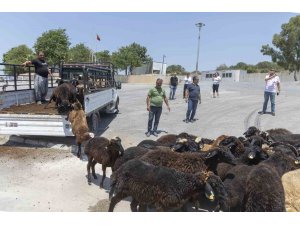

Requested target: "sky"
[{"left": 0, "top": 12, "right": 299, "bottom": 72}]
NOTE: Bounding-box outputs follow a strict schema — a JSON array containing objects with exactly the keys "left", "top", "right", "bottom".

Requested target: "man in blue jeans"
[
  {"left": 185, "top": 76, "right": 201, "bottom": 123},
  {"left": 258, "top": 70, "right": 280, "bottom": 116},
  {"left": 146, "top": 78, "right": 170, "bottom": 137}
]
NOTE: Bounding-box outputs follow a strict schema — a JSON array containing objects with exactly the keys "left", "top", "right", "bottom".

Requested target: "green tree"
[
  {"left": 34, "top": 29, "right": 70, "bottom": 66},
  {"left": 216, "top": 64, "right": 228, "bottom": 70},
  {"left": 261, "top": 15, "right": 300, "bottom": 81},
  {"left": 255, "top": 61, "right": 283, "bottom": 73},
  {"left": 95, "top": 50, "right": 111, "bottom": 63},
  {"left": 2, "top": 44, "right": 34, "bottom": 74},
  {"left": 166, "top": 65, "right": 186, "bottom": 74},
  {"left": 111, "top": 42, "right": 152, "bottom": 75},
  {"left": 67, "top": 43, "right": 91, "bottom": 63}
]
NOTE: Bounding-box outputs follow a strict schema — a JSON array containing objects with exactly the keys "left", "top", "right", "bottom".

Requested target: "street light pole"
[
  {"left": 161, "top": 54, "right": 166, "bottom": 75},
  {"left": 195, "top": 22, "right": 205, "bottom": 74}
]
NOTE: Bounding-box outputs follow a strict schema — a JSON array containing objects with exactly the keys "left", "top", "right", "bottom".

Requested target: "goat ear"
[{"left": 204, "top": 150, "right": 218, "bottom": 159}]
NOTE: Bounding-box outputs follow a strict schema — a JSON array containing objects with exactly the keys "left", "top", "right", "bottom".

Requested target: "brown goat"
[
  {"left": 68, "top": 101, "right": 94, "bottom": 158},
  {"left": 202, "top": 135, "right": 228, "bottom": 151},
  {"left": 84, "top": 136, "right": 124, "bottom": 188}
]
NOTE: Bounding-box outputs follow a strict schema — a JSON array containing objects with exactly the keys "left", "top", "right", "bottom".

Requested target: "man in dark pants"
[
  {"left": 185, "top": 76, "right": 201, "bottom": 123},
  {"left": 22, "top": 51, "right": 51, "bottom": 104},
  {"left": 169, "top": 74, "right": 178, "bottom": 100},
  {"left": 146, "top": 78, "right": 170, "bottom": 137}
]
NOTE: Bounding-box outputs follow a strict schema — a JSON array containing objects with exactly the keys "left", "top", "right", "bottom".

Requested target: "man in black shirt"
[
  {"left": 185, "top": 76, "right": 201, "bottom": 123},
  {"left": 169, "top": 74, "right": 178, "bottom": 100},
  {"left": 22, "top": 51, "right": 51, "bottom": 104}
]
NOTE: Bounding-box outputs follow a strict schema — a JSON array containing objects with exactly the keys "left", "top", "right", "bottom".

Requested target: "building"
[
  {"left": 132, "top": 61, "right": 167, "bottom": 75},
  {"left": 201, "top": 69, "right": 247, "bottom": 82}
]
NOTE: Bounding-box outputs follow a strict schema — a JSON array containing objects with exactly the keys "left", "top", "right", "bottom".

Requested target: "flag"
[{"left": 96, "top": 34, "right": 101, "bottom": 41}]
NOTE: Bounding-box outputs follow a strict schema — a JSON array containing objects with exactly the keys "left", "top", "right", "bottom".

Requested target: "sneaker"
[
  {"left": 152, "top": 131, "right": 158, "bottom": 137},
  {"left": 272, "top": 112, "right": 275, "bottom": 116},
  {"left": 185, "top": 119, "right": 189, "bottom": 123},
  {"left": 258, "top": 111, "right": 265, "bottom": 115},
  {"left": 145, "top": 131, "right": 151, "bottom": 137},
  {"left": 37, "top": 101, "right": 42, "bottom": 105},
  {"left": 190, "top": 119, "right": 196, "bottom": 123},
  {"left": 41, "top": 100, "right": 48, "bottom": 104}
]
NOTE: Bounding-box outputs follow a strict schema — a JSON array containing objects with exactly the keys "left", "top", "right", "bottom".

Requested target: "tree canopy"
[
  {"left": 2, "top": 44, "right": 34, "bottom": 74},
  {"left": 261, "top": 15, "right": 300, "bottom": 81},
  {"left": 167, "top": 64, "right": 186, "bottom": 74},
  {"left": 111, "top": 42, "right": 152, "bottom": 75},
  {"left": 67, "top": 43, "right": 91, "bottom": 63},
  {"left": 33, "top": 29, "right": 70, "bottom": 66},
  {"left": 95, "top": 50, "right": 111, "bottom": 63}
]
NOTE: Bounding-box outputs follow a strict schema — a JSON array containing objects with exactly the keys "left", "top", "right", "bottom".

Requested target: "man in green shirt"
[{"left": 146, "top": 78, "right": 170, "bottom": 137}]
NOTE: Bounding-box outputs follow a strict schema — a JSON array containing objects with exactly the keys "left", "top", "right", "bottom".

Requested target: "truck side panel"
[{"left": 0, "top": 114, "right": 73, "bottom": 136}]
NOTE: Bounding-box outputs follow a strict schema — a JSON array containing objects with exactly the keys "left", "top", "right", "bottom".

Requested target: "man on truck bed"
[{"left": 22, "top": 51, "right": 52, "bottom": 104}]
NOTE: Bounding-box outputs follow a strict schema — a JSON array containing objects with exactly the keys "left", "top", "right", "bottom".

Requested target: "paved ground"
[{"left": 0, "top": 80, "right": 300, "bottom": 212}]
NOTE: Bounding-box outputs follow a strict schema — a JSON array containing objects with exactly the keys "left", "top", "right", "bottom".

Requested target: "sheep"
[
  {"left": 113, "top": 143, "right": 181, "bottom": 172},
  {"left": 282, "top": 168, "right": 300, "bottom": 212},
  {"left": 156, "top": 132, "right": 198, "bottom": 147},
  {"left": 138, "top": 149, "right": 231, "bottom": 211},
  {"left": 137, "top": 139, "right": 163, "bottom": 149},
  {"left": 218, "top": 136, "right": 245, "bottom": 158},
  {"left": 243, "top": 148, "right": 300, "bottom": 211},
  {"left": 108, "top": 159, "right": 224, "bottom": 212},
  {"left": 45, "top": 82, "right": 77, "bottom": 113},
  {"left": 67, "top": 101, "right": 94, "bottom": 158},
  {"left": 84, "top": 136, "right": 124, "bottom": 188},
  {"left": 112, "top": 146, "right": 152, "bottom": 172}
]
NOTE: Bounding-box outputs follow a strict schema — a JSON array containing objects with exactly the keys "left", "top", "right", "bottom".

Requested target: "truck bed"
[{"left": 0, "top": 102, "right": 61, "bottom": 115}]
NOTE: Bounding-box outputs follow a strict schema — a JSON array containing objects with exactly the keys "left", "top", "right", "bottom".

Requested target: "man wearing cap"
[{"left": 258, "top": 69, "right": 280, "bottom": 116}]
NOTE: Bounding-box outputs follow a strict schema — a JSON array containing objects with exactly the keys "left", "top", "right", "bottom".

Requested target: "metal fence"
[{"left": 0, "top": 63, "right": 59, "bottom": 92}]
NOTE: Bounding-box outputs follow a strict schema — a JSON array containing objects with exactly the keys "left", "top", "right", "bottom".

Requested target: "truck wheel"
[{"left": 89, "top": 112, "right": 100, "bottom": 132}]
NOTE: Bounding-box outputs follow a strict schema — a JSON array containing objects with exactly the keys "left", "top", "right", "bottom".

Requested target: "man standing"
[
  {"left": 212, "top": 72, "right": 221, "bottom": 98},
  {"left": 259, "top": 69, "right": 280, "bottom": 116},
  {"left": 146, "top": 78, "right": 170, "bottom": 137},
  {"left": 169, "top": 74, "right": 178, "bottom": 100},
  {"left": 22, "top": 51, "right": 51, "bottom": 104},
  {"left": 185, "top": 76, "right": 201, "bottom": 123}
]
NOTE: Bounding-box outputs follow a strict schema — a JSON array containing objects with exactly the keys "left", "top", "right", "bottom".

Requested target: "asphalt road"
[{"left": 0, "top": 80, "right": 300, "bottom": 212}]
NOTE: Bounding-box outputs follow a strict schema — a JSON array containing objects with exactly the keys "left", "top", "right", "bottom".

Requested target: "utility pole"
[
  {"left": 161, "top": 54, "right": 166, "bottom": 75},
  {"left": 195, "top": 22, "right": 205, "bottom": 74}
]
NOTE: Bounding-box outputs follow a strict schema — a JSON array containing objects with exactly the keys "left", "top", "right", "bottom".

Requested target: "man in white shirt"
[
  {"left": 183, "top": 74, "right": 192, "bottom": 98},
  {"left": 212, "top": 72, "right": 222, "bottom": 98},
  {"left": 259, "top": 70, "right": 280, "bottom": 116}
]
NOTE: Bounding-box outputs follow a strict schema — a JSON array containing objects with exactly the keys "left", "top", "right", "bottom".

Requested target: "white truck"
[{"left": 0, "top": 62, "right": 121, "bottom": 136}]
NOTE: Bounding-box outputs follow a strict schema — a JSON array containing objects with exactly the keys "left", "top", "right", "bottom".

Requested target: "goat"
[
  {"left": 68, "top": 101, "right": 94, "bottom": 158},
  {"left": 84, "top": 136, "right": 124, "bottom": 188}
]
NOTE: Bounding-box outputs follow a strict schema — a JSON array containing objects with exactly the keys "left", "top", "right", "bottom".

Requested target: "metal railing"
[{"left": 0, "top": 63, "right": 59, "bottom": 92}]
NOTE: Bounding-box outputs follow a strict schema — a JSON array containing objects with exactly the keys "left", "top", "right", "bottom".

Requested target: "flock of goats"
[{"left": 47, "top": 80, "right": 300, "bottom": 212}]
